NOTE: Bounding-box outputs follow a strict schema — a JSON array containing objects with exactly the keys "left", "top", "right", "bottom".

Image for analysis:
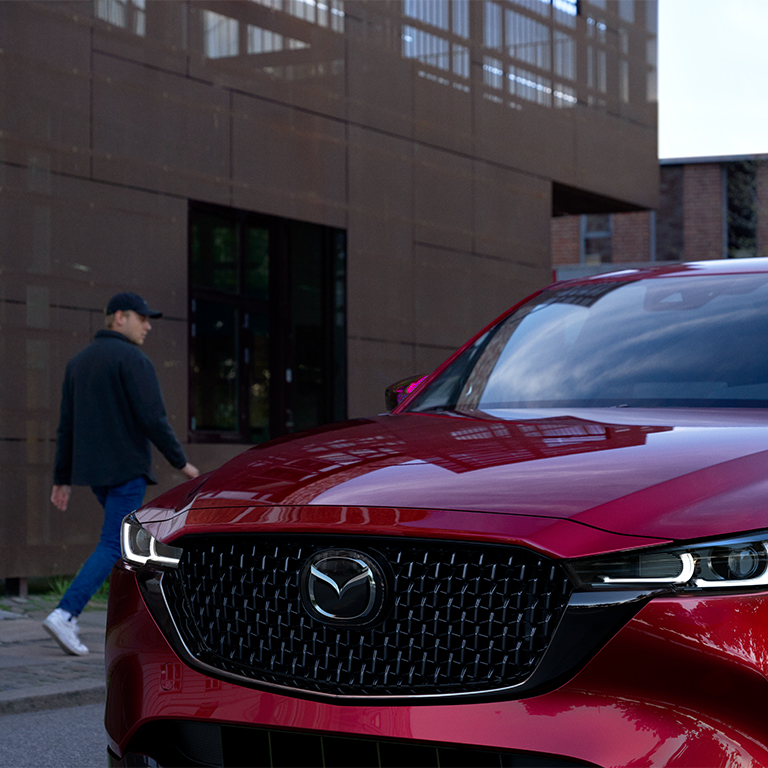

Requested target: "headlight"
[
  {"left": 568, "top": 533, "right": 768, "bottom": 592},
  {"left": 121, "top": 513, "right": 183, "bottom": 568}
]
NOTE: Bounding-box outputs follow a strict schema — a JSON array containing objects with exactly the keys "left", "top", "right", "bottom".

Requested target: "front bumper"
[{"left": 105, "top": 562, "right": 768, "bottom": 768}]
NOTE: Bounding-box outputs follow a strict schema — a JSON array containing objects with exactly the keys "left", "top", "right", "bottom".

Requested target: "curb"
[
  {"left": 0, "top": 597, "right": 108, "bottom": 718},
  {"left": 0, "top": 681, "right": 105, "bottom": 717}
]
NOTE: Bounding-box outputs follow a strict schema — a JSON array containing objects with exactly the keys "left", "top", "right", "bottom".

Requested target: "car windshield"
[{"left": 408, "top": 273, "right": 768, "bottom": 411}]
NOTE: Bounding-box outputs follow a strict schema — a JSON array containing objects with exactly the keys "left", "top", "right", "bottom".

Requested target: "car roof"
[{"left": 553, "top": 258, "right": 768, "bottom": 289}]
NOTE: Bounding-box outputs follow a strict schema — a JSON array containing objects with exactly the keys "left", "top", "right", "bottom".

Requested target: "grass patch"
[{"left": 46, "top": 575, "right": 110, "bottom": 604}]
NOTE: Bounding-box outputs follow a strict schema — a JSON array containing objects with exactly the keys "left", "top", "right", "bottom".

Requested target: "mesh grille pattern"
[{"left": 161, "top": 535, "right": 573, "bottom": 697}]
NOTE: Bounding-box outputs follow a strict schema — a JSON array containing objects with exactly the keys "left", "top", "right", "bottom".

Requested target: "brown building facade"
[{"left": 1, "top": 0, "right": 657, "bottom": 587}]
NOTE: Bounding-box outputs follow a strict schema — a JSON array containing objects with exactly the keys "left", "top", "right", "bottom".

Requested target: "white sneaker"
[{"left": 43, "top": 608, "right": 89, "bottom": 656}]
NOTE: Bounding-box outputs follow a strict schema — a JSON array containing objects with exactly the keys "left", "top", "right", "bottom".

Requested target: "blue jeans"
[{"left": 59, "top": 477, "right": 147, "bottom": 617}]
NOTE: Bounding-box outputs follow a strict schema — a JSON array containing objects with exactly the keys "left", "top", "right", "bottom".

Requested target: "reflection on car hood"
[{"left": 182, "top": 410, "right": 768, "bottom": 542}]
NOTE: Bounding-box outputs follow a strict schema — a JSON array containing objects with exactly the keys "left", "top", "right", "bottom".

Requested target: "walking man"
[{"left": 43, "top": 292, "right": 199, "bottom": 655}]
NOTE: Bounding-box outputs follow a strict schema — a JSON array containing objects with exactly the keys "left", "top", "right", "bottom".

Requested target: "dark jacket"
[{"left": 53, "top": 330, "right": 187, "bottom": 487}]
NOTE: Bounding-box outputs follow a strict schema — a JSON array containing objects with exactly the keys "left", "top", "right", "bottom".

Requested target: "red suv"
[{"left": 107, "top": 261, "right": 768, "bottom": 767}]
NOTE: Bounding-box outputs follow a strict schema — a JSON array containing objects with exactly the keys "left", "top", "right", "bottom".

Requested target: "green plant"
[{"left": 47, "top": 575, "right": 111, "bottom": 604}]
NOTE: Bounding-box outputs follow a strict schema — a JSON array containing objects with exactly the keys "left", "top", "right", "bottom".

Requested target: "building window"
[
  {"left": 95, "top": 0, "right": 146, "bottom": 36},
  {"left": 618, "top": 0, "right": 634, "bottom": 23},
  {"left": 619, "top": 58, "right": 630, "bottom": 103},
  {"left": 553, "top": 30, "right": 576, "bottom": 80},
  {"left": 481, "top": 0, "right": 579, "bottom": 109},
  {"left": 203, "top": 11, "right": 240, "bottom": 58},
  {"left": 412, "top": 0, "right": 579, "bottom": 107},
  {"left": 645, "top": 0, "right": 658, "bottom": 103},
  {"left": 726, "top": 161, "right": 758, "bottom": 259},
  {"left": 581, "top": 213, "right": 612, "bottom": 264},
  {"left": 506, "top": 10, "right": 551, "bottom": 69},
  {"left": 402, "top": 0, "right": 471, "bottom": 83},
  {"left": 199, "top": 0, "right": 345, "bottom": 81},
  {"left": 189, "top": 203, "right": 346, "bottom": 444}
]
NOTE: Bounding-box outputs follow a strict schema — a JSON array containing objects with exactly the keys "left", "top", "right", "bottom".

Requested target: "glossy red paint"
[
  {"left": 141, "top": 504, "right": 663, "bottom": 561},
  {"left": 106, "top": 563, "right": 768, "bottom": 767},
  {"left": 145, "top": 409, "right": 768, "bottom": 546}
]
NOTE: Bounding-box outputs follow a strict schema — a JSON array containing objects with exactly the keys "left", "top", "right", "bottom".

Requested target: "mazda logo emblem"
[{"left": 300, "top": 549, "right": 386, "bottom": 626}]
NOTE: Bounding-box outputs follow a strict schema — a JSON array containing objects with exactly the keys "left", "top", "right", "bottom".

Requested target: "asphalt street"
[
  {"left": 0, "top": 702, "right": 106, "bottom": 768},
  {"left": 0, "top": 595, "right": 108, "bottom": 766}
]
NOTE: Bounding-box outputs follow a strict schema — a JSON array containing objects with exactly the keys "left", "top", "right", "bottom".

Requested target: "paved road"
[
  {"left": 0, "top": 702, "right": 106, "bottom": 767},
  {"left": 0, "top": 595, "right": 109, "bottom": 766},
  {"left": 0, "top": 596, "right": 106, "bottom": 716}
]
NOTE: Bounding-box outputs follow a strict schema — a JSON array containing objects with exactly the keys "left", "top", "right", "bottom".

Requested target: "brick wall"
[
  {"left": 612, "top": 211, "right": 652, "bottom": 262},
  {"left": 683, "top": 163, "right": 724, "bottom": 260},
  {"left": 551, "top": 159, "right": 768, "bottom": 271},
  {"left": 551, "top": 216, "right": 581, "bottom": 265}
]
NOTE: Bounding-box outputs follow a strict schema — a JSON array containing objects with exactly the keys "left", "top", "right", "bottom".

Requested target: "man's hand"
[
  {"left": 51, "top": 485, "right": 72, "bottom": 511},
  {"left": 181, "top": 463, "right": 200, "bottom": 479}
]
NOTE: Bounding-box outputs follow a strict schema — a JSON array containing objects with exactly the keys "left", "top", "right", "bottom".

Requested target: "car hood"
[{"left": 166, "top": 409, "right": 768, "bottom": 546}]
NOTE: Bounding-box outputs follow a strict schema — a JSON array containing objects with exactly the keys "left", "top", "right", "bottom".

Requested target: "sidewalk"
[{"left": 0, "top": 595, "right": 107, "bottom": 717}]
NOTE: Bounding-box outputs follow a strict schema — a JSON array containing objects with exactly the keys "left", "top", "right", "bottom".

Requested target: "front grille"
[{"left": 160, "top": 535, "right": 573, "bottom": 698}]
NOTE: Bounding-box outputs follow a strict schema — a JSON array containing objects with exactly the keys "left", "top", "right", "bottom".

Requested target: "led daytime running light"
[
  {"left": 600, "top": 552, "right": 695, "bottom": 585},
  {"left": 121, "top": 514, "right": 182, "bottom": 568},
  {"left": 571, "top": 535, "right": 768, "bottom": 592}
]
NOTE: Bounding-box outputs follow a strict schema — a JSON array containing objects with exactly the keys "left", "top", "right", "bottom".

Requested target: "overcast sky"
[{"left": 658, "top": 0, "right": 768, "bottom": 159}]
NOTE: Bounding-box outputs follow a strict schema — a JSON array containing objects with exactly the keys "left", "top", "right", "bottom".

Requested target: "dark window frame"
[
  {"left": 188, "top": 201, "right": 347, "bottom": 445},
  {"left": 580, "top": 212, "right": 612, "bottom": 264},
  {"left": 725, "top": 160, "right": 758, "bottom": 260}
]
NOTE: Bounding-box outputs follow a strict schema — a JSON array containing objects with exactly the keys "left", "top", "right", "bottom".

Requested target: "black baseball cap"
[{"left": 106, "top": 292, "right": 162, "bottom": 318}]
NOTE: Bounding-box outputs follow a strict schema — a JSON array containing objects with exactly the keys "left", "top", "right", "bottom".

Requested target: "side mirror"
[{"left": 385, "top": 374, "right": 428, "bottom": 412}]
